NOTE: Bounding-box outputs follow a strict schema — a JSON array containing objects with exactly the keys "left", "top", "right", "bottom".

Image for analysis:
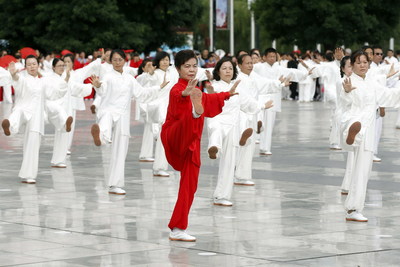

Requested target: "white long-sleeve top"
[
  {"left": 310, "top": 61, "right": 341, "bottom": 102},
  {"left": 253, "top": 62, "right": 307, "bottom": 112},
  {"left": 207, "top": 79, "right": 262, "bottom": 146},
  {"left": 96, "top": 69, "right": 161, "bottom": 137},
  {"left": 340, "top": 73, "right": 400, "bottom": 151},
  {"left": 12, "top": 72, "right": 45, "bottom": 134}
]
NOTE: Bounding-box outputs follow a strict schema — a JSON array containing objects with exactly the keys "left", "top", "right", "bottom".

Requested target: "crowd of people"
[{"left": 1, "top": 44, "right": 400, "bottom": 242}]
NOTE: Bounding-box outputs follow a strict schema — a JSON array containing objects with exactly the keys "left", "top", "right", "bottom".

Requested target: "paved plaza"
[{"left": 0, "top": 99, "right": 400, "bottom": 266}]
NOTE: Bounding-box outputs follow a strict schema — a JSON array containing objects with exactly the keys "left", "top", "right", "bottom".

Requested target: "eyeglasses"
[{"left": 374, "top": 53, "right": 383, "bottom": 56}]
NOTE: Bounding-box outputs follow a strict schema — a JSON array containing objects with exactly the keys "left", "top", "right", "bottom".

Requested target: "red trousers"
[{"left": 168, "top": 150, "right": 199, "bottom": 230}]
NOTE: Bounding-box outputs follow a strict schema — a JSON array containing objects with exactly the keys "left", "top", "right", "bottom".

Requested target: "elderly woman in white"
[
  {"left": 89, "top": 49, "right": 168, "bottom": 195},
  {"left": 340, "top": 50, "right": 400, "bottom": 222}
]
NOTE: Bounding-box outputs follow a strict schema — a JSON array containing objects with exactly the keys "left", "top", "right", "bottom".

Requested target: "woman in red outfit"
[{"left": 162, "top": 50, "right": 238, "bottom": 242}]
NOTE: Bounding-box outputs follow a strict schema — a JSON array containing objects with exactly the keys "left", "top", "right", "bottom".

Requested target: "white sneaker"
[
  {"left": 67, "top": 150, "right": 71, "bottom": 155},
  {"left": 169, "top": 228, "right": 196, "bottom": 242},
  {"left": 373, "top": 155, "right": 381, "bottom": 162},
  {"left": 213, "top": 198, "right": 233, "bottom": 206},
  {"left": 153, "top": 170, "right": 170, "bottom": 177},
  {"left": 346, "top": 211, "right": 368, "bottom": 222},
  {"left": 21, "top": 178, "right": 36, "bottom": 184},
  {"left": 139, "top": 157, "right": 154, "bottom": 162},
  {"left": 51, "top": 163, "right": 67, "bottom": 168},
  {"left": 330, "top": 144, "right": 342, "bottom": 150},
  {"left": 234, "top": 178, "right": 255, "bottom": 186},
  {"left": 108, "top": 186, "right": 126, "bottom": 195}
]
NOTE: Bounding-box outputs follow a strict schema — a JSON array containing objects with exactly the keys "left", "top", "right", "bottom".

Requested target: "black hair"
[
  {"left": 235, "top": 50, "right": 248, "bottom": 60},
  {"left": 52, "top": 58, "right": 63, "bottom": 68},
  {"left": 153, "top": 51, "right": 170, "bottom": 69},
  {"left": 350, "top": 50, "right": 368, "bottom": 65},
  {"left": 174, "top": 50, "right": 197, "bottom": 69},
  {"left": 388, "top": 49, "right": 394, "bottom": 53},
  {"left": 340, "top": 56, "right": 351, "bottom": 77},
  {"left": 212, "top": 56, "right": 238, "bottom": 81},
  {"left": 325, "top": 52, "right": 334, "bottom": 62},
  {"left": 372, "top": 45, "right": 383, "bottom": 54},
  {"left": 63, "top": 53, "right": 75, "bottom": 62},
  {"left": 361, "top": 45, "right": 372, "bottom": 52},
  {"left": 110, "top": 49, "right": 126, "bottom": 62},
  {"left": 250, "top": 48, "right": 260, "bottom": 56},
  {"left": 25, "top": 55, "right": 39, "bottom": 66},
  {"left": 237, "top": 54, "right": 251, "bottom": 65},
  {"left": 263, "top": 47, "right": 277, "bottom": 56},
  {"left": 138, "top": 58, "right": 153, "bottom": 75}
]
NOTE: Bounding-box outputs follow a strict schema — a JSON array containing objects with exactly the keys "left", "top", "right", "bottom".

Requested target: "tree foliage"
[
  {"left": 253, "top": 0, "right": 400, "bottom": 50},
  {"left": 0, "top": 0, "right": 201, "bottom": 53}
]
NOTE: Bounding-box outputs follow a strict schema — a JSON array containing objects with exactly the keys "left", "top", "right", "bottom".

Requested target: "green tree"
[
  {"left": 118, "top": 0, "right": 202, "bottom": 52},
  {"left": 0, "top": 0, "right": 202, "bottom": 53},
  {"left": 253, "top": 0, "right": 400, "bottom": 51}
]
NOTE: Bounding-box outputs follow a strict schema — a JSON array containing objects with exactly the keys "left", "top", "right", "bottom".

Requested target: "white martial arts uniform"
[
  {"left": 340, "top": 73, "right": 400, "bottom": 212},
  {"left": 136, "top": 72, "right": 159, "bottom": 159},
  {"left": 4, "top": 72, "right": 48, "bottom": 179},
  {"left": 234, "top": 71, "right": 285, "bottom": 181},
  {"left": 253, "top": 62, "right": 307, "bottom": 154},
  {"left": 209, "top": 79, "right": 264, "bottom": 201},
  {"left": 298, "top": 59, "right": 316, "bottom": 102},
  {"left": 95, "top": 69, "right": 161, "bottom": 187}
]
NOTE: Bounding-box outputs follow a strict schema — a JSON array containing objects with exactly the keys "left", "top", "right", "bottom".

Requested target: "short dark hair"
[
  {"left": 340, "top": 56, "right": 351, "bottom": 77},
  {"left": 110, "top": 49, "right": 126, "bottom": 62},
  {"left": 138, "top": 58, "right": 152, "bottom": 75},
  {"left": 372, "top": 45, "right": 383, "bottom": 54},
  {"left": 212, "top": 56, "right": 238, "bottom": 81},
  {"left": 361, "top": 45, "right": 372, "bottom": 52},
  {"left": 52, "top": 58, "right": 63, "bottom": 68},
  {"left": 237, "top": 54, "right": 251, "bottom": 65},
  {"left": 154, "top": 51, "right": 170, "bottom": 69},
  {"left": 263, "top": 47, "right": 277, "bottom": 56},
  {"left": 63, "top": 53, "right": 75, "bottom": 62},
  {"left": 350, "top": 50, "right": 368, "bottom": 65},
  {"left": 235, "top": 50, "right": 248, "bottom": 60},
  {"left": 174, "top": 50, "right": 196, "bottom": 69},
  {"left": 325, "top": 52, "right": 334, "bottom": 62},
  {"left": 25, "top": 55, "right": 39, "bottom": 66}
]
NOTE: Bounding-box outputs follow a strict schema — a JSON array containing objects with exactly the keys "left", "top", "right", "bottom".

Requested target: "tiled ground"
[{"left": 0, "top": 99, "right": 400, "bottom": 266}]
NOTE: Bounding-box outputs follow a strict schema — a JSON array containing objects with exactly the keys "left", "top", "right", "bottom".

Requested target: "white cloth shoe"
[
  {"left": 108, "top": 186, "right": 126, "bottom": 195},
  {"left": 169, "top": 228, "right": 196, "bottom": 242},
  {"left": 373, "top": 155, "right": 381, "bottom": 162},
  {"left": 330, "top": 144, "right": 342, "bottom": 150},
  {"left": 153, "top": 170, "right": 170, "bottom": 177},
  {"left": 51, "top": 163, "right": 67, "bottom": 168},
  {"left": 67, "top": 150, "right": 71, "bottom": 155},
  {"left": 213, "top": 198, "right": 233, "bottom": 206},
  {"left": 139, "top": 157, "right": 154, "bottom": 162},
  {"left": 260, "top": 150, "right": 272, "bottom": 155},
  {"left": 21, "top": 178, "right": 36, "bottom": 184},
  {"left": 341, "top": 189, "right": 349, "bottom": 195},
  {"left": 346, "top": 211, "right": 368, "bottom": 222},
  {"left": 234, "top": 178, "right": 255, "bottom": 186}
]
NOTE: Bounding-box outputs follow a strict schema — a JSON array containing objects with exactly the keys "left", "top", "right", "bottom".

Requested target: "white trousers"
[
  {"left": 260, "top": 109, "right": 276, "bottom": 153},
  {"left": 213, "top": 128, "right": 236, "bottom": 200},
  {"left": 153, "top": 131, "right": 168, "bottom": 171},
  {"left": 51, "top": 129, "right": 69, "bottom": 165},
  {"left": 396, "top": 108, "right": 400, "bottom": 128},
  {"left": 19, "top": 129, "right": 41, "bottom": 179},
  {"left": 374, "top": 116, "right": 382, "bottom": 155},
  {"left": 328, "top": 100, "right": 340, "bottom": 146},
  {"left": 298, "top": 84, "right": 312, "bottom": 102},
  {"left": 67, "top": 110, "right": 77, "bottom": 151},
  {"left": 139, "top": 122, "right": 154, "bottom": 158},
  {"left": 341, "top": 151, "right": 354, "bottom": 191},
  {"left": 99, "top": 115, "right": 129, "bottom": 188},
  {"left": 2, "top": 85, "right": 13, "bottom": 104},
  {"left": 235, "top": 115, "right": 256, "bottom": 180},
  {"left": 344, "top": 140, "right": 373, "bottom": 212}
]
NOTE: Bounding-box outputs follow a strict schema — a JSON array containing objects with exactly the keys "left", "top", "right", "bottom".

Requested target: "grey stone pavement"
[{"left": 0, "top": 99, "right": 400, "bottom": 266}]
